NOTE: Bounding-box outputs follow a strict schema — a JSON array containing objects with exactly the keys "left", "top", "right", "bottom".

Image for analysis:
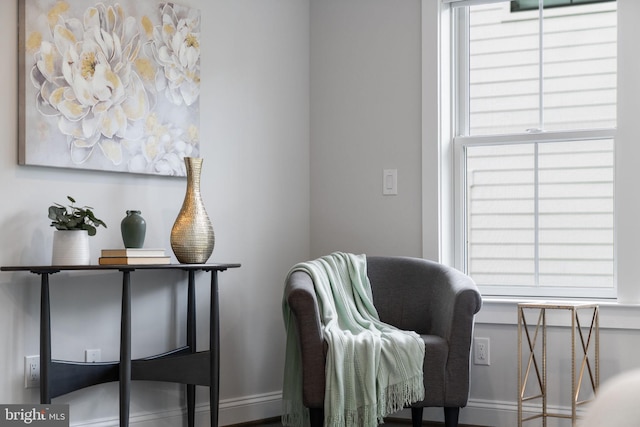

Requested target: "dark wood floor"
[
  {"left": 249, "top": 421, "right": 410, "bottom": 427},
  {"left": 230, "top": 417, "right": 480, "bottom": 426}
]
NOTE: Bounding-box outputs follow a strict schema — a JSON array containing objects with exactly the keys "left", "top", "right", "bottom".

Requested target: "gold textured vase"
[{"left": 170, "top": 157, "right": 215, "bottom": 263}]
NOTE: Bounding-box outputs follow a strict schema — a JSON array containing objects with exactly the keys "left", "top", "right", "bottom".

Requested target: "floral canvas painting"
[{"left": 18, "top": 1, "right": 200, "bottom": 176}]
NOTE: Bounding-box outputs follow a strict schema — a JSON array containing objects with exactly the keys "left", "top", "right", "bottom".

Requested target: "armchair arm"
[
  {"left": 284, "top": 270, "right": 326, "bottom": 408},
  {"left": 430, "top": 265, "right": 482, "bottom": 405},
  {"left": 429, "top": 265, "right": 482, "bottom": 341}
]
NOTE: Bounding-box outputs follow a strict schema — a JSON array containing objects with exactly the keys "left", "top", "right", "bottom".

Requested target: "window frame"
[
  {"left": 449, "top": 0, "right": 617, "bottom": 299},
  {"left": 511, "top": 0, "right": 615, "bottom": 13}
]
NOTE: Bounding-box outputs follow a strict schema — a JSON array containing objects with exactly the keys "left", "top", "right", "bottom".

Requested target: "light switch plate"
[{"left": 383, "top": 169, "right": 397, "bottom": 195}]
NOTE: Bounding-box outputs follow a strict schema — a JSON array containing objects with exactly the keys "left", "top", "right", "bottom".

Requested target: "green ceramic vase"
[{"left": 121, "top": 210, "right": 146, "bottom": 248}]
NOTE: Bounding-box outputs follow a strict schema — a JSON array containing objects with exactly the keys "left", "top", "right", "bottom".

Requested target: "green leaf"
[
  {"left": 48, "top": 206, "right": 65, "bottom": 221},
  {"left": 84, "top": 224, "right": 97, "bottom": 236},
  {"left": 47, "top": 196, "right": 107, "bottom": 235}
]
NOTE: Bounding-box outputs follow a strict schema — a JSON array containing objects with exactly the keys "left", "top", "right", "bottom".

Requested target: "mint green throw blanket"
[{"left": 282, "top": 252, "right": 425, "bottom": 427}]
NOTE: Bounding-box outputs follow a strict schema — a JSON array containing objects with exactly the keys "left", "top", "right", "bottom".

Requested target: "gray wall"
[{"left": 310, "top": 0, "right": 426, "bottom": 259}]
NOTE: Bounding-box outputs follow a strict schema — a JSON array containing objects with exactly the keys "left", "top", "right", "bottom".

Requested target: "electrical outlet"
[
  {"left": 85, "top": 349, "right": 101, "bottom": 363},
  {"left": 24, "top": 355, "right": 40, "bottom": 388},
  {"left": 474, "top": 337, "right": 490, "bottom": 365}
]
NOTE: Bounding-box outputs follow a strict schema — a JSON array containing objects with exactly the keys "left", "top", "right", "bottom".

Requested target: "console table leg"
[
  {"left": 40, "top": 273, "right": 51, "bottom": 404},
  {"left": 187, "top": 271, "right": 196, "bottom": 427},
  {"left": 120, "top": 271, "right": 131, "bottom": 427},
  {"left": 210, "top": 271, "right": 220, "bottom": 427},
  {"left": 187, "top": 384, "right": 196, "bottom": 427}
]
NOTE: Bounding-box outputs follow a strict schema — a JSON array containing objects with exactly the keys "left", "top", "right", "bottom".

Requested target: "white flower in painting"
[
  {"left": 126, "top": 113, "right": 199, "bottom": 176},
  {"left": 30, "top": 3, "right": 149, "bottom": 165},
  {"left": 149, "top": 3, "right": 200, "bottom": 106}
]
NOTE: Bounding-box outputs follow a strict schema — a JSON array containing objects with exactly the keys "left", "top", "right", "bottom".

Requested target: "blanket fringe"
[
  {"left": 282, "top": 400, "right": 308, "bottom": 427},
  {"left": 379, "top": 373, "right": 425, "bottom": 418},
  {"left": 325, "top": 403, "right": 381, "bottom": 427},
  {"left": 324, "top": 374, "right": 425, "bottom": 427}
]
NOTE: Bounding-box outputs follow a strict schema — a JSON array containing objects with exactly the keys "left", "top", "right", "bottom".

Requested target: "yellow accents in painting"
[
  {"left": 186, "top": 34, "right": 199, "bottom": 49},
  {"left": 42, "top": 47, "right": 56, "bottom": 76},
  {"left": 81, "top": 52, "right": 97, "bottom": 79},
  {"left": 135, "top": 58, "right": 155, "bottom": 82},
  {"left": 57, "top": 26, "right": 76, "bottom": 43},
  {"left": 107, "top": 7, "right": 116, "bottom": 28},
  {"left": 114, "top": 4, "right": 125, "bottom": 23},
  {"left": 141, "top": 16, "right": 154, "bottom": 39},
  {"left": 99, "top": 139, "right": 124, "bottom": 165},
  {"left": 62, "top": 100, "right": 84, "bottom": 118},
  {"left": 26, "top": 32, "right": 42, "bottom": 53},
  {"left": 163, "top": 24, "right": 176, "bottom": 36},
  {"left": 50, "top": 87, "right": 64, "bottom": 105},
  {"left": 105, "top": 69, "right": 119, "bottom": 88},
  {"left": 47, "top": 1, "right": 70, "bottom": 27},
  {"left": 186, "top": 70, "right": 200, "bottom": 85},
  {"left": 86, "top": 7, "right": 97, "bottom": 21}
]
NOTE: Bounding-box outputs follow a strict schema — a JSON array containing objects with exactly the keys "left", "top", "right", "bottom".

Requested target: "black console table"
[{"left": 0, "top": 263, "right": 240, "bottom": 427}]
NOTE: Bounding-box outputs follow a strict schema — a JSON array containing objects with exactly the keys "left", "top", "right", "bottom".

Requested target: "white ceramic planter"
[{"left": 52, "top": 230, "right": 91, "bottom": 265}]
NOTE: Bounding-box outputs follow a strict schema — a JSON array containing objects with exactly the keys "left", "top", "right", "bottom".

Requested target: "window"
[
  {"left": 450, "top": 0, "right": 617, "bottom": 298},
  {"left": 511, "top": 0, "right": 615, "bottom": 12}
]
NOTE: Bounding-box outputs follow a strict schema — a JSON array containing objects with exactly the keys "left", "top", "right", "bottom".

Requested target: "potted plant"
[{"left": 49, "top": 196, "right": 107, "bottom": 265}]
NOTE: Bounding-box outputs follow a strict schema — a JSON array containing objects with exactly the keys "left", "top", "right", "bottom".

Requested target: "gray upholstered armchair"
[{"left": 283, "top": 256, "right": 482, "bottom": 427}]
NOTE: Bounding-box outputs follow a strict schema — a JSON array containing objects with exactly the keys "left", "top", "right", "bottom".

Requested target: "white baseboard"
[
  {"left": 70, "top": 391, "right": 283, "bottom": 427},
  {"left": 71, "top": 392, "right": 587, "bottom": 427},
  {"left": 392, "top": 398, "right": 588, "bottom": 427},
  {"left": 218, "top": 391, "right": 283, "bottom": 425}
]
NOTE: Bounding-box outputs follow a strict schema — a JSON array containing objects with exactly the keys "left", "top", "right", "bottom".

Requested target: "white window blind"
[{"left": 450, "top": 0, "right": 617, "bottom": 298}]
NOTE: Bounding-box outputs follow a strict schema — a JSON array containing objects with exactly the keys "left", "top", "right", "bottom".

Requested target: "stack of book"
[{"left": 98, "top": 248, "right": 171, "bottom": 265}]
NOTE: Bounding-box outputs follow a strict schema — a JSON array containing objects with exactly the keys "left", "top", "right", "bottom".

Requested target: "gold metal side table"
[{"left": 518, "top": 302, "right": 599, "bottom": 427}]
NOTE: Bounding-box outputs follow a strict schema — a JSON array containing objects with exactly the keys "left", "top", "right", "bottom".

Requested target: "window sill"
[{"left": 476, "top": 297, "right": 640, "bottom": 330}]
